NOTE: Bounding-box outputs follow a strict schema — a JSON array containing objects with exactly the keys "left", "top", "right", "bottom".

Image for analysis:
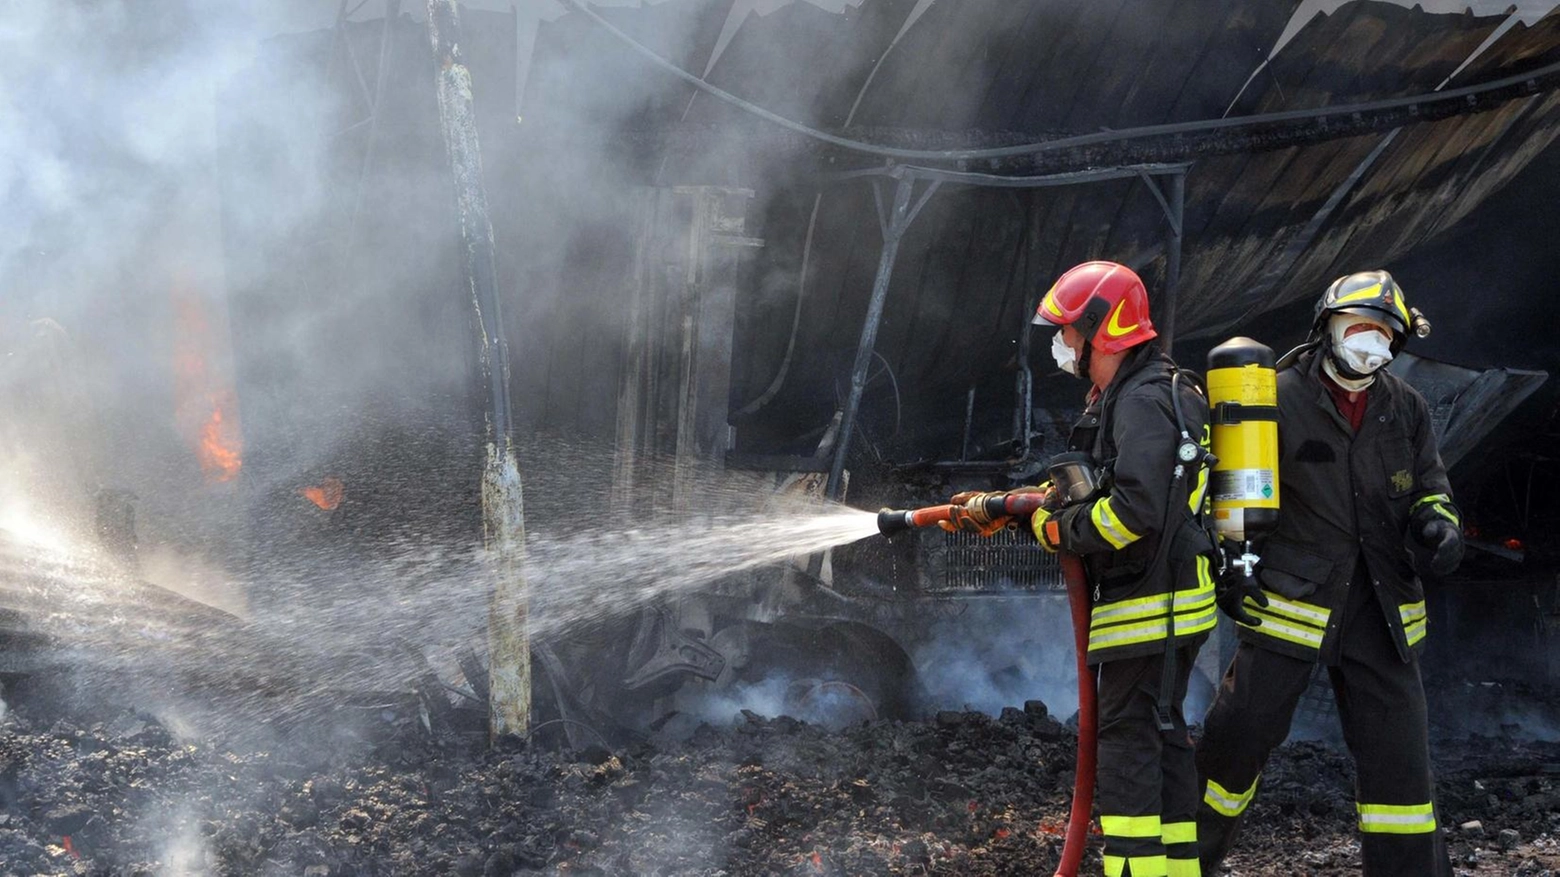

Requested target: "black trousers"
[
  {"left": 1194, "top": 586, "right": 1450, "bottom": 876},
  {"left": 1096, "top": 645, "right": 1202, "bottom": 877}
]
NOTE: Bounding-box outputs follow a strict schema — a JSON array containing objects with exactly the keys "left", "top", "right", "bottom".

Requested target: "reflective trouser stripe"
[
  {"left": 1101, "top": 814, "right": 1162, "bottom": 838},
  {"left": 1161, "top": 821, "right": 1196, "bottom": 845},
  {"left": 1102, "top": 814, "right": 1169, "bottom": 876},
  {"left": 1105, "top": 854, "right": 1169, "bottom": 877},
  {"left": 1163, "top": 819, "right": 1200, "bottom": 876},
  {"left": 1358, "top": 802, "right": 1437, "bottom": 834},
  {"left": 1091, "top": 497, "right": 1142, "bottom": 549},
  {"left": 1203, "top": 776, "right": 1259, "bottom": 818}
]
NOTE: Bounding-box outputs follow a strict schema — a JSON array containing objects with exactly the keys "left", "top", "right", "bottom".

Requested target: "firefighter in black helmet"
[{"left": 1195, "top": 270, "right": 1461, "bottom": 876}]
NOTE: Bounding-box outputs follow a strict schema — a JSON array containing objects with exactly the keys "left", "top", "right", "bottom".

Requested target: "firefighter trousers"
[
  {"left": 1096, "top": 645, "right": 1202, "bottom": 877},
  {"left": 1194, "top": 593, "right": 1450, "bottom": 875}
]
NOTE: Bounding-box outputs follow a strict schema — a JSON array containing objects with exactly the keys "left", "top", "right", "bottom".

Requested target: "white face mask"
[
  {"left": 1330, "top": 315, "right": 1394, "bottom": 376},
  {"left": 1051, "top": 331, "right": 1078, "bottom": 376}
]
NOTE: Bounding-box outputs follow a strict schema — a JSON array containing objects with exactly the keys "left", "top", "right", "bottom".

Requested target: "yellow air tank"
[{"left": 1206, "top": 338, "right": 1280, "bottom": 544}]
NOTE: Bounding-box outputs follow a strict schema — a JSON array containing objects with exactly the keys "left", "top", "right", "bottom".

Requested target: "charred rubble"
[{"left": 2, "top": 692, "right": 1560, "bottom": 877}]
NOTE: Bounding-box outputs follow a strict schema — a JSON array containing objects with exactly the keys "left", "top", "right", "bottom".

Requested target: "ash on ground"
[{"left": 2, "top": 693, "right": 1559, "bottom": 877}]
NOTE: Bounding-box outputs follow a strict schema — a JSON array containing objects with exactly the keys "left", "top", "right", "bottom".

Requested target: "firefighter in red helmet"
[{"left": 1033, "top": 261, "right": 1217, "bottom": 876}]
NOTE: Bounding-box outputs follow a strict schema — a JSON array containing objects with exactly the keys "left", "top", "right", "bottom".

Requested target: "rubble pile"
[{"left": 0, "top": 699, "right": 1558, "bottom": 876}]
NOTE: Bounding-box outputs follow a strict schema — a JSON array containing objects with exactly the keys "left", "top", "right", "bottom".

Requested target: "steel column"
[
  {"left": 826, "top": 173, "right": 939, "bottom": 500},
  {"left": 1162, "top": 170, "right": 1185, "bottom": 350},
  {"left": 428, "top": 0, "right": 529, "bottom": 741}
]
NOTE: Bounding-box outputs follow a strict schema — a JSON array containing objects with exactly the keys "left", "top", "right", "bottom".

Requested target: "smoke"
[
  {"left": 912, "top": 598, "right": 1081, "bottom": 719},
  {"left": 0, "top": 0, "right": 960, "bottom": 751}
]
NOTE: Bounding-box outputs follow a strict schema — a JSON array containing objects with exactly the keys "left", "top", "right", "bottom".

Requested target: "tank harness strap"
[{"left": 1155, "top": 369, "right": 1214, "bottom": 733}]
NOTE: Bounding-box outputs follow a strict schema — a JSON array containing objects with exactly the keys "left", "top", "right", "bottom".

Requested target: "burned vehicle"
[{"left": 187, "top": 0, "right": 1560, "bottom": 743}]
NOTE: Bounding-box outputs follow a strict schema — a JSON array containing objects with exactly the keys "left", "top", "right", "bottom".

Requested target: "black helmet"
[{"left": 1311, "top": 270, "right": 1415, "bottom": 355}]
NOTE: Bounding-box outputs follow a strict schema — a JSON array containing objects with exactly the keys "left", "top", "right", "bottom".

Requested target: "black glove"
[
  {"left": 1419, "top": 519, "right": 1463, "bottom": 576},
  {"left": 1216, "top": 565, "right": 1268, "bottom": 626}
]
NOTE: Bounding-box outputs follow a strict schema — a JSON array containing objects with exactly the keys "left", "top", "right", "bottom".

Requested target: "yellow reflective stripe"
[
  {"left": 1091, "top": 497, "right": 1141, "bottom": 549},
  {"left": 1042, "top": 288, "right": 1065, "bottom": 319},
  {"left": 1333, "top": 282, "right": 1383, "bottom": 305},
  {"left": 1413, "top": 494, "right": 1460, "bottom": 526},
  {"left": 1357, "top": 802, "right": 1437, "bottom": 834},
  {"left": 1130, "top": 855, "right": 1169, "bottom": 876},
  {"left": 1162, "top": 821, "right": 1197, "bottom": 845},
  {"left": 1104, "top": 855, "right": 1171, "bottom": 877},
  {"left": 1030, "top": 507, "right": 1059, "bottom": 553},
  {"left": 1094, "top": 582, "right": 1216, "bottom": 625},
  {"left": 1240, "top": 610, "right": 1324, "bottom": 649},
  {"left": 1400, "top": 601, "right": 1429, "bottom": 646},
  {"left": 1196, "top": 554, "right": 1213, "bottom": 589},
  {"left": 1090, "top": 618, "right": 1169, "bottom": 651},
  {"left": 1259, "top": 592, "right": 1331, "bottom": 626},
  {"left": 1101, "top": 814, "right": 1162, "bottom": 838},
  {"left": 1092, "top": 592, "right": 1172, "bottom": 626},
  {"left": 1176, "top": 585, "right": 1216, "bottom": 612},
  {"left": 1167, "top": 858, "right": 1200, "bottom": 877},
  {"left": 1188, "top": 466, "right": 1209, "bottom": 514},
  {"left": 1404, "top": 619, "right": 1427, "bottom": 647},
  {"left": 1204, "top": 777, "right": 1259, "bottom": 817},
  {"left": 1176, "top": 604, "right": 1218, "bottom": 638}
]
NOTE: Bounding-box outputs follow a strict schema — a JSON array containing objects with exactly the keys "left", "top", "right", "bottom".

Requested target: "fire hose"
[{"left": 877, "top": 494, "right": 1096, "bottom": 877}]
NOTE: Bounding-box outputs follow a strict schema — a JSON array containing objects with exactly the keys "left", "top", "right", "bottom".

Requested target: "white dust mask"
[
  {"left": 1052, "top": 331, "right": 1078, "bottom": 376},
  {"left": 1330, "top": 314, "right": 1394, "bottom": 376}
]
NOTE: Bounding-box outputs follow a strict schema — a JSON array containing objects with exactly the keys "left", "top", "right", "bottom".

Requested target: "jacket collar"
[{"left": 1300, "top": 348, "right": 1396, "bottom": 432}]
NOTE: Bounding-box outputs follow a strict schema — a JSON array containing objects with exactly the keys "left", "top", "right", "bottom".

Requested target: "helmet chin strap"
[{"left": 1076, "top": 339, "right": 1094, "bottom": 382}]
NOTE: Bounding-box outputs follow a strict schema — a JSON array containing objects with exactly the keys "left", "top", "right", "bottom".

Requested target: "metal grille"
[{"left": 929, "top": 527, "right": 1064, "bottom": 594}]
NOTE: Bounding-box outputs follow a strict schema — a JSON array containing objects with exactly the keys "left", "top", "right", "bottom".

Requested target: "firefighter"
[
  {"left": 1195, "top": 270, "right": 1462, "bottom": 876},
  {"left": 1030, "top": 261, "right": 1217, "bottom": 877}
]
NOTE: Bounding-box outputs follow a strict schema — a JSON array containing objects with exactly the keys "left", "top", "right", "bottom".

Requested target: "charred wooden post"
[{"left": 427, "top": 0, "right": 529, "bottom": 740}]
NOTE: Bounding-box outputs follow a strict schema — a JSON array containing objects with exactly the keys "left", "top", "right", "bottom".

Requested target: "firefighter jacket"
[
  {"left": 1237, "top": 349, "right": 1460, "bottom": 664},
  {"left": 1034, "top": 343, "right": 1218, "bottom": 664}
]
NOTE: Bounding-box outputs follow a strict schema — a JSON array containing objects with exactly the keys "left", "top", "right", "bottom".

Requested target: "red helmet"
[{"left": 1033, "top": 261, "right": 1157, "bottom": 354}]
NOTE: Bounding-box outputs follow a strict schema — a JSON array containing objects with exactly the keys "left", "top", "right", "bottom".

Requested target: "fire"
[
  {"left": 300, "top": 477, "right": 344, "bottom": 511},
  {"left": 172, "top": 275, "right": 243, "bottom": 484},
  {"left": 198, "top": 392, "right": 243, "bottom": 483}
]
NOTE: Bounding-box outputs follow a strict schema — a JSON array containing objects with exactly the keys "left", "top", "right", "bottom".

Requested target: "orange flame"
[
  {"left": 198, "top": 392, "right": 243, "bottom": 483},
  {"left": 172, "top": 275, "right": 243, "bottom": 484},
  {"left": 300, "top": 477, "right": 344, "bottom": 511}
]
